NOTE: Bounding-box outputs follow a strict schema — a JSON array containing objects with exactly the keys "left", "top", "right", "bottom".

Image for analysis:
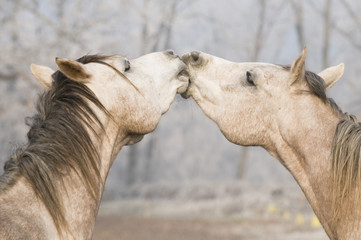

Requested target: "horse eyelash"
[
  {"left": 124, "top": 59, "right": 131, "bottom": 72},
  {"left": 246, "top": 71, "right": 255, "bottom": 86}
]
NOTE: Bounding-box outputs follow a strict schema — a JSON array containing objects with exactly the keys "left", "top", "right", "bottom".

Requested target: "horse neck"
[
  {"left": 59, "top": 118, "right": 129, "bottom": 239},
  {"left": 270, "top": 105, "right": 341, "bottom": 239}
]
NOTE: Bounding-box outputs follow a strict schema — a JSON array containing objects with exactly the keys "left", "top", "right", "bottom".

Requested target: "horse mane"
[
  {"left": 0, "top": 54, "right": 110, "bottom": 235},
  {"left": 331, "top": 114, "right": 361, "bottom": 223},
  {"left": 296, "top": 68, "right": 361, "bottom": 224}
]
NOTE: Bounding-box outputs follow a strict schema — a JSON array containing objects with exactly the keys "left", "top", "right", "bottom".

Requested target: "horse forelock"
[
  {"left": 280, "top": 65, "right": 343, "bottom": 115},
  {"left": 0, "top": 54, "right": 110, "bottom": 236}
]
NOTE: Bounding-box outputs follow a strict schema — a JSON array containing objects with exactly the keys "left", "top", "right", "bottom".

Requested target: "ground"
[
  {"left": 93, "top": 216, "right": 328, "bottom": 240},
  {"left": 92, "top": 191, "right": 329, "bottom": 240}
]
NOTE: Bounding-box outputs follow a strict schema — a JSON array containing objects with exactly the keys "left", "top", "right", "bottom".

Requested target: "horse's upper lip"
[
  {"left": 180, "top": 76, "right": 192, "bottom": 99},
  {"left": 181, "top": 90, "right": 191, "bottom": 99},
  {"left": 176, "top": 67, "right": 190, "bottom": 94}
]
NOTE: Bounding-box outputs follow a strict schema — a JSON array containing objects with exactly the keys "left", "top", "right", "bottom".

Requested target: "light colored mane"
[
  {"left": 0, "top": 55, "right": 111, "bottom": 235},
  {"left": 331, "top": 114, "right": 361, "bottom": 224}
]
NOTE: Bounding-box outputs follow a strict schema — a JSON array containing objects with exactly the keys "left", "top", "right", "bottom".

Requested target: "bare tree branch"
[
  {"left": 339, "top": 0, "right": 361, "bottom": 30},
  {"left": 252, "top": 0, "right": 266, "bottom": 61},
  {"left": 305, "top": 0, "right": 361, "bottom": 51},
  {"left": 0, "top": 73, "right": 17, "bottom": 81},
  {"left": 160, "top": 0, "right": 178, "bottom": 50},
  {"left": 20, "top": 1, "right": 86, "bottom": 49}
]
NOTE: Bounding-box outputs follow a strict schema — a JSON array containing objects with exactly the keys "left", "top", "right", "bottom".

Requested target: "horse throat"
[{"left": 271, "top": 112, "right": 340, "bottom": 239}]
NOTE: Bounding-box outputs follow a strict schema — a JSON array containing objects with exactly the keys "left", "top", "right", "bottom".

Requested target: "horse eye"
[
  {"left": 124, "top": 59, "right": 131, "bottom": 72},
  {"left": 246, "top": 71, "right": 255, "bottom": 86}
]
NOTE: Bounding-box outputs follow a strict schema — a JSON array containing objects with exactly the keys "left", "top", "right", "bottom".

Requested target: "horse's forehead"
[
  {"left": 238, "top": 63, "right": 288, "bottom": 81},
  {"left": 238, "top": 62, "right": 284, "bottom": 71}
]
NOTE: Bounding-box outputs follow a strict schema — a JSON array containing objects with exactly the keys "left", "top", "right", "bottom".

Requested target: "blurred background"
[{"left": 1, "top": 0, "right": 361, "bottom": 239}]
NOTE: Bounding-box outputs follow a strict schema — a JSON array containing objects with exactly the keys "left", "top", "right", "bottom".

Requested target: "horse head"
[
  {"left": 31, "top": 51, "right": 189, "bottom": 139},
  {"left": 181, "top": 49, "right": 344, "bottom": 149}
]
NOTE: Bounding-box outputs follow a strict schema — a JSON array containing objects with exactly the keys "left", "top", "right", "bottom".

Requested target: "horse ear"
[
  {"left": 55, "top": 57, "right": 92, "bottom": 83},
  {"left": 290, "top": 47, "right": 306, "bottom": 85},
  {"left": 30, "top": 64, "right": 54, "bottom": 89},
  {"left": 318, "top": 63, "right": 344, "bottom": 89}
]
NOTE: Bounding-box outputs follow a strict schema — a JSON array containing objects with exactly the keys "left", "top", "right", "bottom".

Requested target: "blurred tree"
[
  {"left": 291, "top": 0, "right": 305, "bottom": 51},
  {"left": 1, "top": 0, "right": 361, "bottom": 187},
  {"left": 238, "top": 0, "right": 266, "bottom": 180},
  {"left": 0, "top": 0, "right": 25, "bottom": 83},
  {"left": 126, "top": 0, "right": 184, "bottom": 184}
]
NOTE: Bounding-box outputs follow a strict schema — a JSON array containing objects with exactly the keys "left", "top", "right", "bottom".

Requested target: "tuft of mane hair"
[{"left": 331, "top": 114, "right": 361, "bottom": 226}]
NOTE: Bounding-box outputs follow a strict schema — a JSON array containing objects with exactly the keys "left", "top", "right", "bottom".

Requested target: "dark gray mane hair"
[{"left": 0, "top": 55, "right": 111, "bottom": 235}]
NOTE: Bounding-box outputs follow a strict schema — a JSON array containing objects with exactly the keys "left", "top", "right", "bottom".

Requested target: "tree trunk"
[
  {"left": 322, "top": 0, "right": 332, "bottom": 69},
  {"left": 252, "top": 0, "right": 266, "bottom": 61},
  {"left": 143, "top": 0, "right": 179, "bottom": 182},
  {"left": 126, "top": 145, "right": 138, "bottom": 185},
  {"left": 238, "top": 0, "right": 266, "bottom": 181},
  {"left": 291, "top": 0, "right": 305, "bottom": 51},
  {"left": 238, "top": 147, "right": 249, "bottom": 180}
]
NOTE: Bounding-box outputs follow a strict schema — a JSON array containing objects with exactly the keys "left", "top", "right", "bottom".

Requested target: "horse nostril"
[
  {"left": 191, "top": 51, "right": 200, "bottom": 62},
  {"left": 191, "top": 51, "right": 201, "bottom": 64},
  {"left": 181, "top": 51, "right": 202, "bottom": 65},
  {"left": 165, "top": 49, "right": 175, "bottom": 55}
]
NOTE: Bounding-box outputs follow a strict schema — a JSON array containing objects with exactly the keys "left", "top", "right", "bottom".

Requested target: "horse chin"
[
  {"left": 125, "top": 135, "right": 144, "bottom": 145},
  {"left": 181, "top": 88, "right": 191, "bottom": 99},
  {"left": 178, "top": 69, "right": 192, "bottom": 98},
  {"left": 180, "top": 78, "right": 192, "bottom": 99}
]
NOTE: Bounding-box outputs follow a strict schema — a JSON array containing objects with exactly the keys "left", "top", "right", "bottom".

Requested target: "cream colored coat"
[
  {"left": 182, "top": 49, "right": 360, "bottom": 240},
  {"left": 0, "top": 51, "right": 188, "bottom": 239}
]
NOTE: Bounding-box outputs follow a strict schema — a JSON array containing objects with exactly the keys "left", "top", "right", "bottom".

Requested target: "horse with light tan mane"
[
  {"left": 182, "top": 48, "right": 360, "bottom": 239},
  {"left": 0, "top": 50, "right": 188, "bottom": 239}
]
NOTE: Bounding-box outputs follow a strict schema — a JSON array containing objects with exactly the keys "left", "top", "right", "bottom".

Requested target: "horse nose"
[
  {"left": 182, "top": 51, "right": 202, "bottom": 66},
  {"left": 165, "top": 49, "right": 175, "bottom": 56},
  {"left": 191, "top": 51, "right": 200, "bottom": 62}
]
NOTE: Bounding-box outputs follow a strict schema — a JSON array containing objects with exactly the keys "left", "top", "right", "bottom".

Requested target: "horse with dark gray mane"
[{"left": 0, "top": 51, "right": 188, "bottom": 239}]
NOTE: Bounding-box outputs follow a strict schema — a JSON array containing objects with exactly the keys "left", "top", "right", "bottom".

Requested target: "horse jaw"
[
  {"left": 81, "top": 51, "right": 188, "bottom": 135},
  {"left": 126, "top": 51, "right": 189, "bottom": 115}
]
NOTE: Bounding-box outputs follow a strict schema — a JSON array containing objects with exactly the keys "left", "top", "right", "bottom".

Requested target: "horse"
[
  {"left": 0, "top": 50, "right": 189, "bottom": 240},
  {"left": 182, "top": 49, "right": 361, "bottom": 239}
]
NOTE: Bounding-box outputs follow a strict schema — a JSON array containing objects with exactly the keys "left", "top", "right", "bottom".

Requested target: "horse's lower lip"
[
  {"left": 181, "top": 84, "right": 191, "bottom": 98},
  {"left": 177, "top": 75, "right": 189, "bottom": 94},
  {"left": 178, "top": 74, "right": 189, "bottom": 83},
  {"left": 181, "top": 91, "right": 190, "bottom": 99},
  {"left": 177, "top": 68, "right": 190, "bottom": 95}
]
